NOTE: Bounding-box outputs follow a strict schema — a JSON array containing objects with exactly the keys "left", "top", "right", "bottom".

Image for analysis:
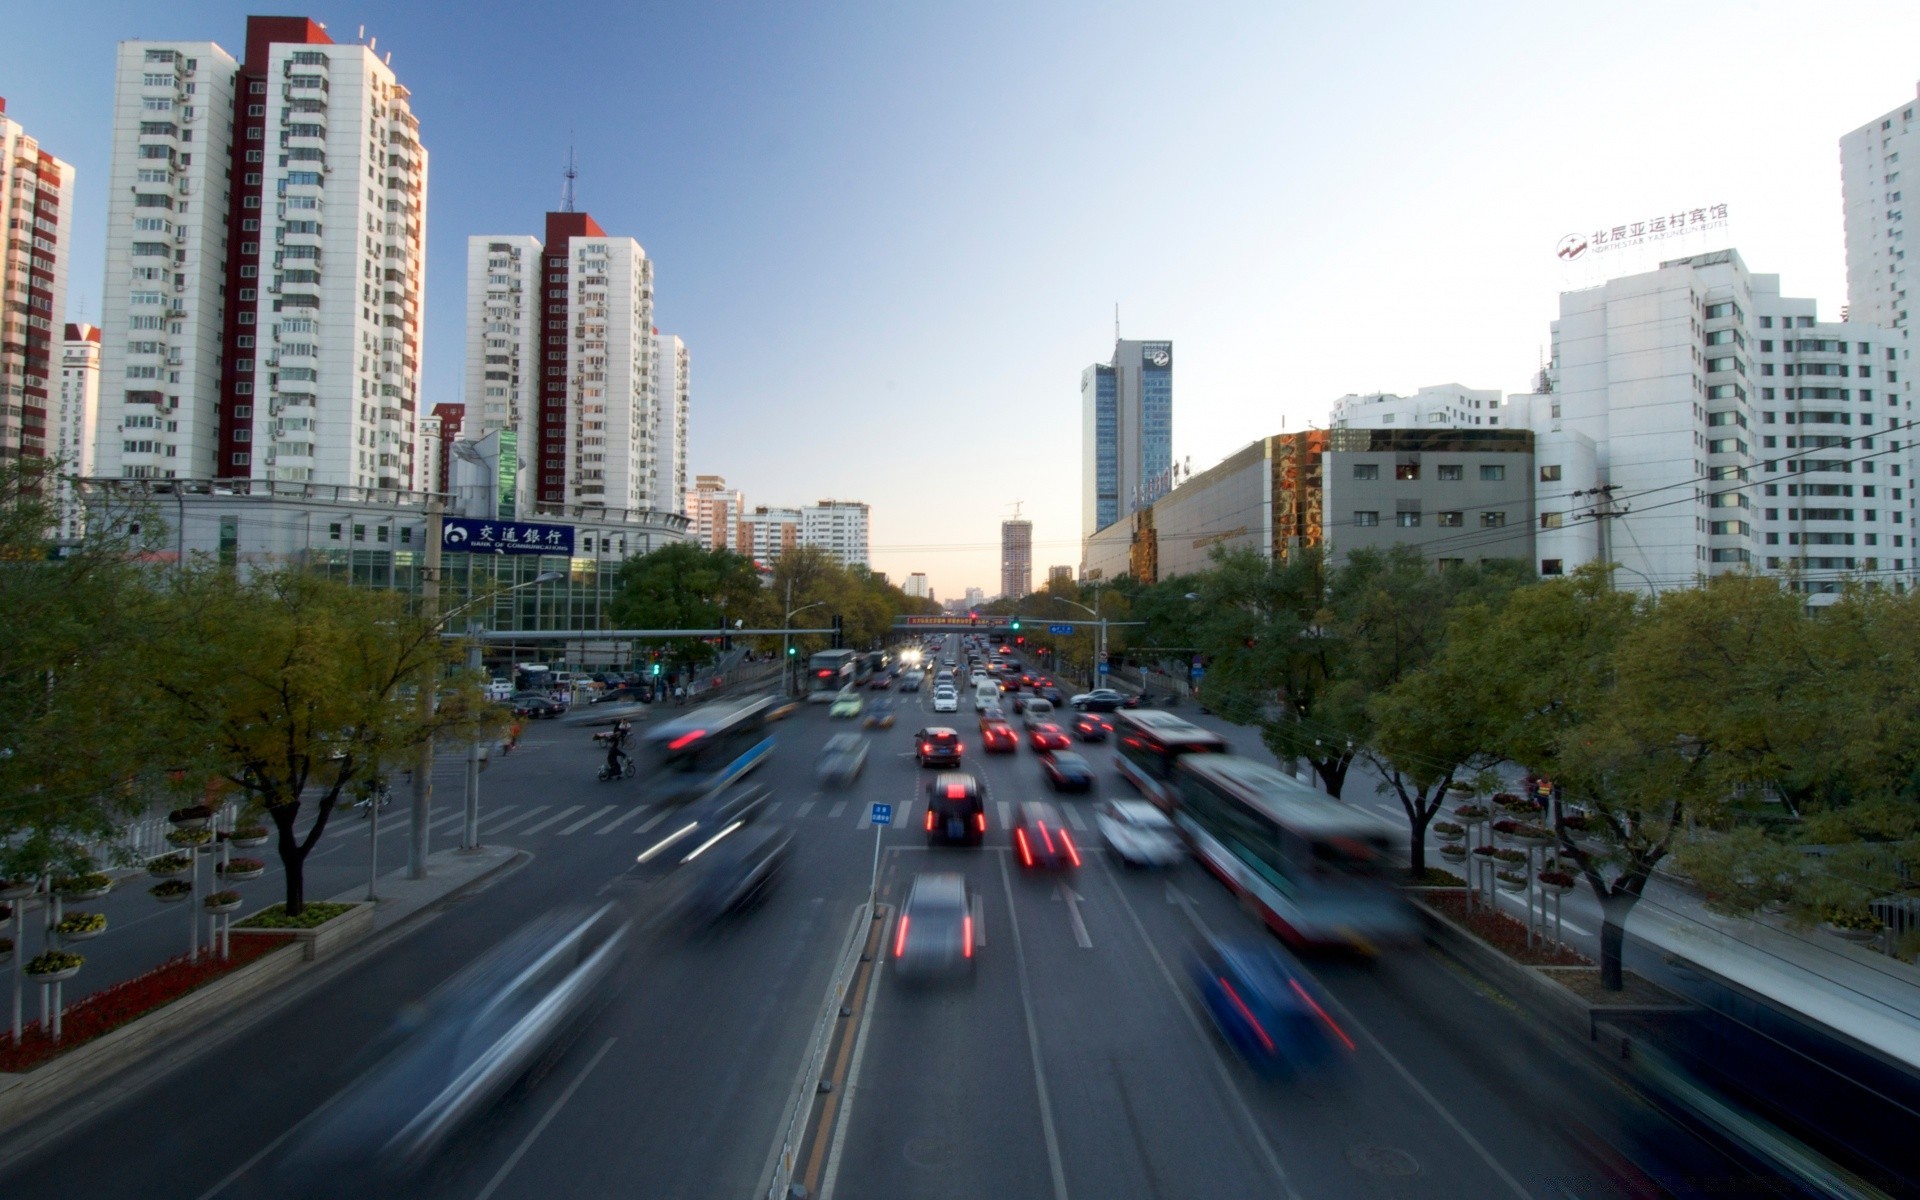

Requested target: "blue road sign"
[
  {"left": 1190, "top": 664, "right": 1206, "bottom": 679},
  {"left": 442, "top": 516, "right": 575, "bottom": 557},
  {"left": 1098, "top": 662, "right": 1111, "bottom": 675},
  {"left": 870, "top": 802, "right": 893, "bottom": 826},
  {"left": 1047, "top": 624, "right": 1076, "bottom": 635}
]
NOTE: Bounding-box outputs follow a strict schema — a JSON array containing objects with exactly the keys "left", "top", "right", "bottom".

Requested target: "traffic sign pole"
[{"left": 868, "top": 802, "right": 893, "bottom": 913}]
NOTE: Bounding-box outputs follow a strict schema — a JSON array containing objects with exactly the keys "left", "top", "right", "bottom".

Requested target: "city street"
[{"left": 0, "top": 648, "right": 1772, "bottom": 1199}]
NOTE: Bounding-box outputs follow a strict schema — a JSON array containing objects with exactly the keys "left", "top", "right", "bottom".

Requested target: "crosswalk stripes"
[
  {"left": 827, "top": 800, "right": 847, "bottom": 820},
  {"left": 635, "top": 809, "right": 673, "bottom": 834},
  {"left": 1062, "top": 805, "right": 1088, "bottom": 832},
  {"left": 764, "top": 801, "right": 784, "bottom": 817},
  {"left": 595, "top": 807, "right": 647, "bottom": 835},
  {"left": 558, "top": 805, "right": 617, "bottom": 835},
  {"left": 794, "top": 800, "right": 815, "bottom": 819},
  {"left": 484, "top": 805, "right": 549, "bottom": 833},
  {"left": 520, "top": 805, "right": 583, "bottom": 836},
  {"left": 997, "top": 801, "right": 1012, "bottom": 829}
]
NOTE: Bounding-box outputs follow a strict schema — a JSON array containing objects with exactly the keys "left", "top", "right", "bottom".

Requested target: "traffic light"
[
  {"left": 831, "top": 614, "right": 844, "bottom": 649},
  {"left": 1015, "top": 635, "right": 1025, "bottom": 646},
  {"left": 650, "top": 661, "right": 661, "bottom": 677},
  {"left": 787, "top": 644, "right": 798, "bottom": 657},
  {"left": 1011, "top": 619, "right": 1021, "bottom": 631}
]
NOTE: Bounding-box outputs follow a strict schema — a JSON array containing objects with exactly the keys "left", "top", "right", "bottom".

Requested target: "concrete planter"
[{"left": 234, "top": 901, "right": 375, "bottom": 962}]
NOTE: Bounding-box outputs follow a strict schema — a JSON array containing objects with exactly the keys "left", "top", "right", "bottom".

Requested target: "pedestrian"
[
  {"left": 505, "top": 720, "right": 523, "bottom": 754},
  {"left": 674, "top": 684, "right": 686, "bottom": 706}
]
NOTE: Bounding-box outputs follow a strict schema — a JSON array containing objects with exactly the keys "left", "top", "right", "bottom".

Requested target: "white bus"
[
  {"left": 806, "top": 649, "right": 858, "bottom": 702},
  {"left": 1169, "top": 754, "right": 1415, "bottom": 951},
  {"left": 1113, "top": 710, "right": 1228, "bottom": 810}
]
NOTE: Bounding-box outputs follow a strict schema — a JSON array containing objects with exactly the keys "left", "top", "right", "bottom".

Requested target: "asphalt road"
[{"left": 0, "top": 636, "right": 1777, "bottom": 1199}]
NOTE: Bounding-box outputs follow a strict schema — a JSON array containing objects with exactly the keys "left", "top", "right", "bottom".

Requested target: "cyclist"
[{"left": 597, "top": 719, "right": 634, "bottom": 778}]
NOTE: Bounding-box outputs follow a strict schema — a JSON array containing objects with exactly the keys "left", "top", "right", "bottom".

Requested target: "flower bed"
[
  {"left": 1422, "top": 890, "right": 1592, "bottom": 967},
  {"left": 0, "top": 937, "right": 280, "bottom": 1073},
  {"left": 234, "top": 901, "right": 354, "bottom": 931}
]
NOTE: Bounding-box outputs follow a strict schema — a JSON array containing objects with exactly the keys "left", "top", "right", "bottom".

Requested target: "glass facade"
[
  {"left": 1140, "top": 348, "right": 1172, "bottom": 501},
  {"left": 1093, "top": 366, "right": 1118, "bottom": 530}
]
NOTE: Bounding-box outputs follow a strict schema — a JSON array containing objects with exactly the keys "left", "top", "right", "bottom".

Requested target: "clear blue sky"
[{"left": 7, "top": 1, "right": 1920, "bottom": 597}]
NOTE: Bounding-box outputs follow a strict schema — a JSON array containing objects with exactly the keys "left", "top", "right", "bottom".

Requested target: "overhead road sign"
[
  {"left": 1048, "top": 624, "right": 1076, "bottom": 635},
  {"left": 442, "top": 516, "right": 575, "bottom": 557}
]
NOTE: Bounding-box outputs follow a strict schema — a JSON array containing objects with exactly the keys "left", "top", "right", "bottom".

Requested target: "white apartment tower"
[
  {"left": 55, "top": 324, "right": 101, "bottom": 540},
  {"left": 464, "top": 234, "right": 540, "bottom": 508},
  {"left": 686, "top": 474, "right": 744, "bottom": 551},
  {"left": 741, "top": 504, "right": 801, "bottom": 565},
  {"left": 654, "top": 331, "right": 688, "bottom": 515},
  {"left": 1841, "top": 84, "right": 1916, "bottom": 336},
  {"left": 96, "top": 18, "right": 429, "bottom": 489},
  {"left": 1540, "top": 248, "right": 1912, "bottom": 602},
  {"left": 1331, "top": 384, "right": 1507, "bottom": 429},
  {"left": 803, "top": 499, "right": 871, "bottom": 568},
  {"left": 1, "top": 97, "right": 77, "bottom": 464}
]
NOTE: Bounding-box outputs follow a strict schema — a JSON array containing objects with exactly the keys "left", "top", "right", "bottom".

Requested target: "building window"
[
  {"left": 1437, "top": 464, "right": 1463, "bottom": 481},
  {"left": 1539, "top": 464, "right": 1562, "bottom": 482},
  {"left": 1395, "top": 512, "right": 1421, "bottom": 527},
  {"left": 1480, "top": 464, "right": 1505, "bottom": 481},
  {"left": 1539, "top": 512, "right": 1564, "bottom": 529},
  {"left": 1480, "top": 511, "right": 1507, "bottom": 528},
  {"left": 1352, "top": 463, "right": 1379, "bottom": 481},
  {"left": 1395, "top": 463, "right": 1419, "bottom": 481},
  {"left": 1540, "top": 559, "right": 1564, "bottom": 576},
  {"left": 1436, "top": 512, "right": 1463, "bottom": 527},
  {"left": 1354, "top": 511, "right": 1380, "bottom": 527}
]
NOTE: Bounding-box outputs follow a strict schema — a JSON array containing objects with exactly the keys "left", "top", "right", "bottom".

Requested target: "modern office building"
[
  {"left": 1331, "top": 384, "right": 1508, "bottom": 429},
  {"left": 963, "top": 586, "right": 985, "bottom": 609},
  {"left": 1538, "top": 248, "right": 1911, "bottom": 601},
  {"left": 1046, "top": 565, "right": 1073, "bottom": 587},
  {"left": 686, "top": 474, "right": 744, "bottom": 552},
  {"left": 1000, "top": 517, "right": 1032, "bottom": 598},
  {"left": 654, "top": 332, "right": 688, "bottom": 515},
  {"left": 905, "top": 572, "right": 930, "bottom": 599},
  {"left": 54, "top": 323, "right": 101, "bottom": 540},
  {"left": 94, "top": 17, "right": 429, "bottom": 490},
  {"left": 804, "top": 499, "right": 870, "bottom": 568},
  {"left": 1081, "top": 337, "right": 1173, "bottom": 536},
  {"left": 0, "top": 97, "right": 76, "bottom": 464}
]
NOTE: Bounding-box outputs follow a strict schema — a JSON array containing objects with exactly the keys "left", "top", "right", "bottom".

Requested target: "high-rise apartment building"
[
  {"left": 95, "top": 18, "right": 429, "bottom": 488},
  {"left": 1537, "top": 248, "right": 1912, "bottom": 602},
  {"left": 963, "top": 587, "right": 985, "bottom": 609},
  {"left": 54, "top": 323, "right": 101, "bottom": 540},
  {"left": 905, "top": 572, "right": 930, "bottom": 599},
  {"left": 1331, "top": 384, "right": 1508, "bottom": 429},
  {"left": 654, "top": 332, "right": 688, "bottom": 515},
  {"left": 1841, "top": 84, "right": 1916, "bottom": 336},
  {"left": 0, "top": 98, "right": 76, "bottom": 463},
  {"left": 804, "top": 500, "right": 870, "bottom": 568},
  {"left": 1081, "top": 338, "right": 1173, "bottom": 536},
  {"left": 686, "top": 474, "right": 744, "bottom": 552},
  {"left": 1047, "top": 565, "right": 1073, "bottom": 587},
  {"left": 741, "top": 504, "right": 800, "bottom": 565},
  {"left": 464, "top": 234, "right": 540, "bottom": 506},
  {"left": 1001, "top": 518, "right": 1032, "bottom": 599}
]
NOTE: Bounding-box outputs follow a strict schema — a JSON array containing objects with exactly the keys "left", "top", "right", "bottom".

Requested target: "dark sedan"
[
  {"left": 1071, "top": 713, "right": 1111, "bottom": 742},
  {"left": 510, "top": 692, "right": 567, "bottom": 719},
  {"left": 1027, "top": 722, "right": 1071, "bottom": 752},
  {"left": 1041, "top": 750, "right": 1095, "bottom": 793}
]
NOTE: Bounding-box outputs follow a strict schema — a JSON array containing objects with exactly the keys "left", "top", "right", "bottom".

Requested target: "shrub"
[
  {"left": 218, "top": 858, "right": 265, "bottom": 875},
  {"left": 235, "top": 902, "right": 355, "bottom": 930},
  {"left": 25, "top": 950, "right": 84, "bottom": 975},
  {"left": 205, "top": 889, "right": 242, "bottom": 908},
  {"left": 149, "top": 879, "right": 192, "bottom": 899},
  {"left": 53, "top": 872, "right": 112, "bottom": 895},
  {"left": 55, "top": 912, "right": 106, "bottom": 936},
  {"left": 148, "top": 853, "right": 192, "bottom": 874},
  {"left": 1538, "top": 869, "right": 1577, "bottom": 888},
  {"left": 165, "top": 827, "right": 213, "bottom": 848},
  {"left": 1431, "top": 821, "right": 1465, "bottom": 838}
]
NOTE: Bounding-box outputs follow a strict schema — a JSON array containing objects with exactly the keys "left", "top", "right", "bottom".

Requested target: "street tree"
[{"left": 608, "top": 543, "right": 767, "bottom": 673}]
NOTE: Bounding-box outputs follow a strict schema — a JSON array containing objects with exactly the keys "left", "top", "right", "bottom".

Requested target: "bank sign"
[
  {"left": 442, "top": 516, "right": 575, "bottom": 557},
  {"left": 1556, "top": 203, "right": 1729, "bottom": 261}
]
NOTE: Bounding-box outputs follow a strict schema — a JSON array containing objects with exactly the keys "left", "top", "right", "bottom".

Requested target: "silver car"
[{"left": 1095, "top": 799, "right": 1184, "bottom": 867}]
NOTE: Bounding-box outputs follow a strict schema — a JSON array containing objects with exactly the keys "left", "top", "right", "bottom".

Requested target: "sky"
[{"left": 6, "top": 0, "right": 1920, "bottom": 598}]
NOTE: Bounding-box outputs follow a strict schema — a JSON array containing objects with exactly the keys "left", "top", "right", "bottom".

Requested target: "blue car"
[{"left": 1189, "top": 935, "right": 1353, "bottom": 1076}]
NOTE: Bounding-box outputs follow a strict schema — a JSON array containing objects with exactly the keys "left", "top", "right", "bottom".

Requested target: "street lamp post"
[
  {"left": 783, "top": 582, "right": 827, "bottom": 698},
  {"left": 1053, "top": 594, "right": 1107, "bottom": 689}
]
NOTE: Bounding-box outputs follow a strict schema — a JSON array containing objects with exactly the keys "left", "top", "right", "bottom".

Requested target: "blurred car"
[
  {"left": 864, "top": 698, "right": 898, "bottom": 730},
  {"left": 931, "top": 688, "right": 959, "bottom": 713},
  {"left": 767, "top": 699, "right": 801, "bottom": 721},
  {"left": 1020, "top": 698, "right": 1057, "bottom": 728},
  {"left": 816, "top": 733, "right": 868, "bottom": 786},
  {"left": 1040, "top": 749, "right": 1094, "bottom": 792},
  {"left": 1012, "top": 800, "right": 1081, "bottom": 871},
  {"left": 830, "top": 689, "right": 864, "bottom": 719},
  {"left": 899, "top": 672, "right": 922, "bottom": 693},
  {"left": 869, "top": 670, "right": 894, "bottom": 690},
  {"left": 1027, "top": 722, "right": 1071, "bottom": 752},
  {"left": 1095, "top": 799, "right": 1183, "bottom": 867},
  {"left": 635, "top": 784, "right": 773, "bottom": 866},
  {"left": 1071, "top": 688, "right": 1125, "bottom": 712},
  {"left": 510, "top": 692, "right": 566, "bottom": 719},
  {"left": 915, "top": 726, "right": 963, "bottom": 768},
  {"left": 1040, "top": 686, "right": 1067, "bottom": 706},
  {"left": 893, "top": 872, "right": 975, "bottom": 981},
  {"left": 596, "top": 684, "right": 654, "bottom": 705},
  {"left": 667, "top": 823, "right": 793, "bottom": 926},
  {"left": 980, "top": 718, "right": 1018, "bottom": 754},
  {"left": 1071, "top": 713, "right": 1111, "bottom": 742},
  {"left": 1189, "top": 934, "right": 1354, "bottom": 1076},
  {"left": 924, "top": 772, "right": 986, "bottom": 847},
  {"left": 277, "top": 905, "right": 629, "bottom": 1184}
]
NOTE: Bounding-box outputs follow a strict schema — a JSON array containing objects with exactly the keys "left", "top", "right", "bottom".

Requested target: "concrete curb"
[{"left": 233, "top": 899, "right": 376, "bottom": 961}]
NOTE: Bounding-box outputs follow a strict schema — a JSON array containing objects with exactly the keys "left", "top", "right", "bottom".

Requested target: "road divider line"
[
  {"left": 471, "top": 1036, "right": 618, "bottom": 1200},
  {"left": 482, "top": 805, "right": 547, "bottom": 833},
  {"left": 998, "top": 854, "right": 1073, "bottom": 1200},
  {"left": 592, "top": 807, "right": 646, "bottom": 836},
  {"left": 810, "top": 906, "right": 891, "bottom": 1199},
  {"left": 518, "top": 805, "right": 582, "bottom": 836},
  {"left": 557, "top": 805, "right": 616, "bottom": 835},
  {"left": 756, "top": 905, "right": 871, "bottom": 1200}
]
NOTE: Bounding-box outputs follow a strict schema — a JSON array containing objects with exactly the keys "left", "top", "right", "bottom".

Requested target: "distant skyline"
[{"left": 6, "top": 1, "right": 1920, "bottom": 596}]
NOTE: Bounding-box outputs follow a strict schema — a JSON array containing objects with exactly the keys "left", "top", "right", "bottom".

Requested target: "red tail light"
[
  {"left": 921, "top": 743, "right": 931, "bottom": 753},
  {"left": 963, "top": 913, "right": 974, "bottom": 958},
  {"left": 1061, "top": 829, "right": 1081, "bottom": 867},
  {"left": 1015, "top": 828, "right": 1033, "bottom": 866},
  {"left": 1289, "top": 978, "right": 1356, "bottom": 1051},
  {"left": 975, "top": 812, "right": 986, "bottom": 832},
  {"left": 1038, "top": 822, "right": 1056, "bottom": 856},
  {"left": 1219, "top": 977, "right": 1274, "bottom": 1052},
  {"left": 925, "top": 809, "right": 935, "bottom": 830},
  {"left": 894, "top": 914, "right": 910, "bottom": 957}
]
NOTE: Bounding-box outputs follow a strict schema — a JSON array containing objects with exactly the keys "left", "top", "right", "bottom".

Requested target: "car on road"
[
  {"left": 596, "top": 685, "right": 654, "bottom": 706},
  {"left": 1189, "top": 934, "right": 1354, "bottom": 1076},
  {"left": 669, "top": 824, "right": 793, "bottom": 927},
  {"left": 869, "top": 670, "right": 894, "bottom": 690},
  {"left": 1039, "top": 686, "right": 1067, "bottom": 706},
  {"left": 931, "top": 688, "right": 959, "bottom": 713},
  {"left": 924, "top": 772, "right": 986, "bottom": 847},
  {"left": 1019, "top": 698, "right": 1057, "bottom": 729},
  {"left": 980, "top": 717, "right": 1018, "bottom": 754},
  {"left": 1094, "top": 799, "right": 1183, "bottom": 867},
  {"left": 893, "top": 872, "right": 975, "bottom": 981},
  {"left": 865, "top": 698, "right": 898, "bottom": 730},
  {"left": 510, "top": 692, "right": 567, "bottom": 719},
  {"left": 635, "top": 784, "right": 775, "bottom": 867},
  {"left": 829, "top": 688, "right": 864, "bottom": 719},
  {"left": 1071, "top": 713, "right": 1111, "bottom": 742},
  {"left": 1071, "top": 689, "right": 1126, "bottom": 712},
  {"left": 1012, "top": 800, "right": 1081, "bottom": 871},
  {"left": 898, "top": 671, "right": 922, "bottom": 693},
  {"left": 816, "top": 733, "right": 868, "bottom": 786},
  {"left": 1027, "top": 722, "right": 1071, "bottom": 753},
  {"left": 1040, "top": 749, "right": 1095, "bottom": 792},
  {"left": 915, "top": 726, "right": 964, "bottom": 768},
  {"left": 973, "top": 681, "right": 1001, "bottom": 711}
]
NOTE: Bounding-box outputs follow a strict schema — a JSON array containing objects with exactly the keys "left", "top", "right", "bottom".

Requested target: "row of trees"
[{"left": 1026, "top": 546, "right": 1920, "bottom": 988}]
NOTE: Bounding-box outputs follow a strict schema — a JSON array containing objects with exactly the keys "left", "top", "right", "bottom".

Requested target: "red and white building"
[{"left": 0, "top": 97, "right": 76, "bottom": 464}]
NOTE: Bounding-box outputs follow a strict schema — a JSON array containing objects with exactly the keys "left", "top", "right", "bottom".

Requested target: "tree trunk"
[
  {"left": 285, "top": 856, "right": 306, "bottom": 917},
  {"left": 1408, "top": 809, "right": 1433, "bottom": 876},
  {"left": 268, "top": 801, "right": 310, "bottom": 917},
  {"left": 1315, "top": 755, "right": 1351, "bottom": 798},
  {"left": 1597, "top": 890, "right": 1639, "bottom": 991}
]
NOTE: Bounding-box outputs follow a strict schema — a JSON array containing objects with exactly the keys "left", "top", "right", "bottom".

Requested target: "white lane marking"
[
  {"left": 1062, "top": 805, "right": 1088, "bottom": 832},
  {"left": 634, "top": 809, "right": 672, "bottom": 834},
  {"left": 997, "top": 854, "right": 1072, "bottom": 1200},
  {"left": 795, "top": 800, "right": 816, "bottom": 819},
  {"left": 997, "top": 800, "right": 1012, "bottom": 829},
  {"left": 827, "top": 800, "right": 847, "bottom": 820},
  {"left": 817, "top": 906, "right": 893, "bottom": 1200},
  {"left": 1099, "top": 860, "right": 1302, "bottom": 1200},
  {"left": 471, "top": 1037, "right": 618, "bottom": 1200},
  {"left": 972, "top": 892, "right": 986, "bottom": 948},
  {"left": 857, "top": 805, "right": 873, "bottom": 830},
  {"left": 1059, "top": 881, "right": 1092, "bottom": 949},
  {"left": 1493, "top": 888, "right": 1592, "bottom": 936},
  {"left": 594, "top": 807, "right": 646, "bottom": 836},
  {"left": 558, "top": 805, "right": 616, "bottom": 835},
  {"left": 764, "top": 801, "right": 784, "bottom": 816},
  {"left": 518, "top": 805, "right": 582, "bottom": 836},
  {"left": 483, "top": 805, "right": 548, "bottom": 832}
]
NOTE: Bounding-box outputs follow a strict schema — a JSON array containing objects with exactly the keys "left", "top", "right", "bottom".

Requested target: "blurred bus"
[
  {"left": 1170, "top": 754, "right": 1414, "bottom": 951},
  {"left": 1113, "top": 709, "right": 1228, "bottom": 810},
  {"left": 636, "top": 697, "right": 777, "bottom": 805},
  {"left": 806, "top": 649, "right": 857, "bottom": 702}
]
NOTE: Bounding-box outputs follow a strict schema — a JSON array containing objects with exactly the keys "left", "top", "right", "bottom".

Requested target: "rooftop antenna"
[
  {"left": 1008, "top": 499, "right": 1025, "bottom": 520},
  {"left": 1114, "top": 302, "right": 1120, "bottom": 342},
  {"left": 561, "top": 139, "right": 578, "bottom": 213}
]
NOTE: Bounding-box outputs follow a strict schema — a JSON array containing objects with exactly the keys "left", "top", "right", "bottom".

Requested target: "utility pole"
[
  {"left": 408, "top": 499, "right": 443, "bottom": 881},
  {"left": 1575, "top": 484, "right": 1624, "bottom": 588},
  {"left": 462, "top": 618, "right": 484, "bottom": 851}
]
